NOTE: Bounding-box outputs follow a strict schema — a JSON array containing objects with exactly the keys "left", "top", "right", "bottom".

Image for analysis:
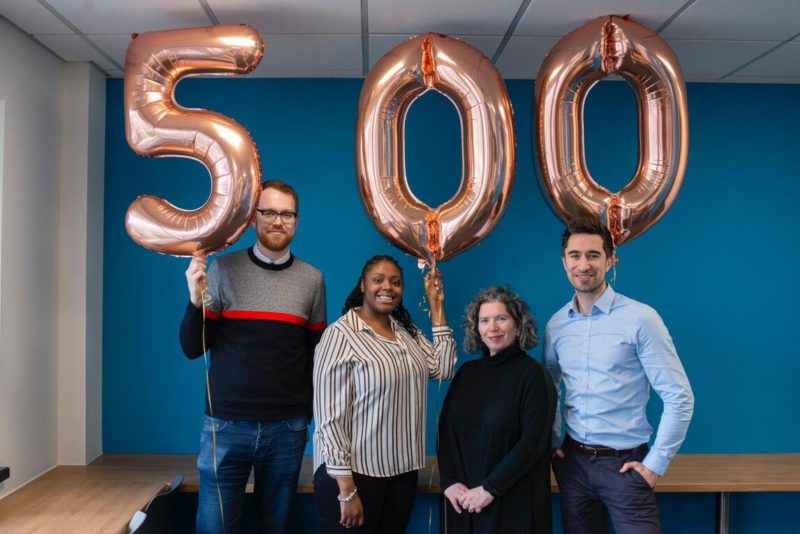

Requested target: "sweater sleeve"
[
  {"left": 178, "top": 260, "right": 223, "bottom": 359},
  {"left": 481, "top": 363, "right": 550, "bottom": 497},
  {"left": 305, "top": 273, "right": 327, "bottom": 417},
  {"left": 313, "top": 325, "right": 355, "bottom": 477},
  {"left": 437, "top": 365, "right": 465, "bottom": 490},
  {"left": 543, "top": 323, "right": 563, "bottom": 448},
  {"left": 305, "top": 272, "right": 327, "bottom": 356}
]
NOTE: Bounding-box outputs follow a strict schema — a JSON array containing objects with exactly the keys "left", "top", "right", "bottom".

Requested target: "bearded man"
[{"left": 180, "top": 179, "right": 327, "bottom": 533}]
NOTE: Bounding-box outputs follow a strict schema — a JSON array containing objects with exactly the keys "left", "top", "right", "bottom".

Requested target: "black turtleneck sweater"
[{"left": 438, "top": 344, "right": 555, "bottom": 533}]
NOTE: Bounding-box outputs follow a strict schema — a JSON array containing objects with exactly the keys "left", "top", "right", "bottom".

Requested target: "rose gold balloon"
[
  {"left": 124, "top": 25, "right": 264, "bottom": 256},
  {"left": 357, "top": 33, "right": 515, "bottom": 267},
  {"left": 535, "top": 16, "right": 688, "bottom": 246}
]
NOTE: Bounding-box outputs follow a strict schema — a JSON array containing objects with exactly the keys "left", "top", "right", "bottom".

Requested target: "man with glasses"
[{"left": 180, "top": 180, "right": 327, "bottom": 533}]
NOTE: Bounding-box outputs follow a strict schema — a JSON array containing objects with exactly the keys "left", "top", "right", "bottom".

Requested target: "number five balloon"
[
  {"left": 357, "top": 33, "right": 515, "bottom": 267},
  {"left": 535, "top": 16, "right": 688, "bottom": 246},
  {"left": 124, "top": 25, "right": 264, "bottom": 256}
]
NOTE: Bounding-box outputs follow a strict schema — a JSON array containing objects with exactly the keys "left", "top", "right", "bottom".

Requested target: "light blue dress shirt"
[{"left": 544, "top": 285, "right": 694, "bottom": 475}]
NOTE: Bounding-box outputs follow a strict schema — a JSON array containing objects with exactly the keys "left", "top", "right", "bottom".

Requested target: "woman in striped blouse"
[{"left": 313, "top": 255, "right": 456, "bottom": 532}]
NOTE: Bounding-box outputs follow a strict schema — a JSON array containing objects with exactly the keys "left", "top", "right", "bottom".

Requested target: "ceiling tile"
[
  {"left": 44, "top": 0, "right": 211, "bottom": 35},
  {"left": 3, "top": 0, "right": 800, "bottom": 83},
  {"left": 368, "top": 0, "right": 521, "bottom": 35},
  {"left": 208, "top": 0, "right": 361, "bottom": 34},
  {"left": 515, "top": 0, "right": 687, "bottom": 36},
  {"left": 668, "top": 39, "right": 779, "bottom": 77},
  {"left": 0, "top": 0, "right": 73, "bottom": 34},
  {"left": 495, "top": 35, "right": 560, "bottom": 80},
  {"left": 733, "top": 41, "right": 800, "bottom": 77},
  {"left": 368, "top": 34, "right": 503, "bottom": 70},
  {"left": 252, "top": 34, "right": 362, "bottom": 77},
  {"left": 661, "top": 0, "right": 800, "bottom": 41},
  {"left": 33, "top": 34, "right": 119, "bottom": 71},
  {"left": 90, "top": 34, "right": 134, "bottom": 68}
]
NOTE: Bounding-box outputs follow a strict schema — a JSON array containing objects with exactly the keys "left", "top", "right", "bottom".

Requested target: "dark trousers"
[
  {"left": 313, "top": 465, "right": 417, "bottom": 534},
  {"left": 553, "top": 439, "right": 661, "bottom": 534}
]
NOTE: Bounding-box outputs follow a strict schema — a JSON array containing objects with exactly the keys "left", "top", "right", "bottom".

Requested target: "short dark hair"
[
  {"left": 262, "top": 180, "right": 299, "bottom": 214},
  {"left": 561, "top": 217, "right": 614, "bottom": 259},
  {"left": 463, "top": 286, "right": 538, "bottom": 354}
]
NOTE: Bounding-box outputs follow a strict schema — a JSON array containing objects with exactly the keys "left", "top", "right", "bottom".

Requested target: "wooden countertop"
[
  {"left": 81, "top": 453, "right": 800, "bottom": 493},
  {"left": 1, "top": 453, "right": 799, "bottom": 533}
]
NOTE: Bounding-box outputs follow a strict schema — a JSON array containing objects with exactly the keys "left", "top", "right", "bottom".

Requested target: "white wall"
[
  {"left": 0, "top": 16, "right": 105, "bottom": 498},
  {"left": 57, "top": 62, "right": 105, "bottom": 465}
]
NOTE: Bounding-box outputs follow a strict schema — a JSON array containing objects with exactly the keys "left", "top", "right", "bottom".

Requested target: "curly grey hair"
[{"left": 463, "top": 286, "right": 538, "bottom": 354}]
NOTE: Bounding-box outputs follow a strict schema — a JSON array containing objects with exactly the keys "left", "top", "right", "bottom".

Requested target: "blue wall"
[{"left": 103, "top": 78, "right": 800, "bottom": 532}]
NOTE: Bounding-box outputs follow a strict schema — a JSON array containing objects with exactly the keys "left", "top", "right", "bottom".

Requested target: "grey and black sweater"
[{"left": 180, "top": 247, "right": 327, "bottom": 422}]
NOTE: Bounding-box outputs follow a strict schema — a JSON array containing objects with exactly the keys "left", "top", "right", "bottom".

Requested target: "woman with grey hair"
[{"left": 438, "top": 286, "right": 555, "bottom": 533}]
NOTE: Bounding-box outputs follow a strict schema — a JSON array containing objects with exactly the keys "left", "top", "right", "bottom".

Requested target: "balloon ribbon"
[{"left": 202, "top": 287, "right": 225, "bottom": 529}]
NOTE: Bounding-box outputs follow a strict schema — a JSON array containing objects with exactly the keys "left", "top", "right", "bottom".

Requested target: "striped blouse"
[{"left": 313, "top": 308, "right": 456, "bottom": 478}]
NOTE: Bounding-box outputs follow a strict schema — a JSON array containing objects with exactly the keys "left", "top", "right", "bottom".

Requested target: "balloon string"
[
  {"left": 201, "top": 287, "right": 225, "bottom": 529},
  {"left": 417, "top": 262, "right": 443, "bottom": 534},
  {"left": 418, "top": 262, "right": 431, "bottom": 316},
  {"left": 610, "top": 249, "right": 619, "bottom": 287},
  {"left": 428, "top": 375, "right": 444, "bottom": 534}
]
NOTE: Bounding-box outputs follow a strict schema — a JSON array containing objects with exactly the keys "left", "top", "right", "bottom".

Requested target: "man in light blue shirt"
[{"left": 544, "top": 218, "right": 694, "bottom": 534}]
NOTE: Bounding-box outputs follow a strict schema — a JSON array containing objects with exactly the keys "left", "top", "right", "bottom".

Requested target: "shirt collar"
[
  {"left": 568, "top": 284, "right": 616, "bottom": 317},
  {"left": 252, "top": 245, "right": 291, "bottom": 265},
  {"left": 347, "top": 307, "right": 398, "bottom": 335}
]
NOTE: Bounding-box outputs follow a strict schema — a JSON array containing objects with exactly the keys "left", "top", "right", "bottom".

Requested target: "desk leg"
[{"left": 715, "top": 491, "right": 729, "bottom": 534}]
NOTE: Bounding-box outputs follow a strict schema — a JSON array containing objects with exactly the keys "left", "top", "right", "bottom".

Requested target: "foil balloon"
[
  {"left": 357, "top": 33, "right": 515, "bottom": 267},
  {"left": 535, "top": 16, "right": 688, "bottom": 246},
  {"left": 124, "top": 25, "right": 264, "bottom": 256}
]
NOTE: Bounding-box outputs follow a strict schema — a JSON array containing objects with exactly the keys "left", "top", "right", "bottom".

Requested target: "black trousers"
[
  {"left": 314, "top": 465, "right": 418, "bottom": 534},
  {"left": 553, "top": 441, "right": 661, "bottom": 534}
]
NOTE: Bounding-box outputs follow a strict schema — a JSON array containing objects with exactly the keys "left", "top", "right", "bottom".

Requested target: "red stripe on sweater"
[{"left": 221, "top": 310, "right": 307, "bottom": 326}]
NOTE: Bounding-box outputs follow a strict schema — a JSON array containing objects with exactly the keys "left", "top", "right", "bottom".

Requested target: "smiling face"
[
  {"left": 254, "top": 187, "right": 297, "bottom": 254},
  {"left": 562, "top": 233, "right": 612, "bottom": 298},
  {"left": 478, "top": 301, "right": 519, "bottom": 356},
  {"left": 360, "top": 260, "right": 404, "bottom": 318}
]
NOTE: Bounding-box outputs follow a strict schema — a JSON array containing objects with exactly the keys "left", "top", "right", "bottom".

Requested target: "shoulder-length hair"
[{"left": 463, "top": 286, "right": 538, "bottom": 354}]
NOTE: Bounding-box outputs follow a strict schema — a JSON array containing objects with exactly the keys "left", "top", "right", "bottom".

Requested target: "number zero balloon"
[
  {"left": 124, "top": 25, "right": 264, "bottom": 257},
  {"left": 534, "top": 16, "right": 689, "bottom": 247},
  {"left": 356, "top": 33, "right": 516, "bottom": 267}
]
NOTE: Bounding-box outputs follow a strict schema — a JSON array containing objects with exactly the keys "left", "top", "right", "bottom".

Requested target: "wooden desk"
[
  {"left": 1, "top": 454, "right": 798, "bottom": 533},
  {"left": 656, "top": 454, "right": 800, "bottom": 534},
  {"left": 82, "top": 453, "right": 445, "bottom": 494}
]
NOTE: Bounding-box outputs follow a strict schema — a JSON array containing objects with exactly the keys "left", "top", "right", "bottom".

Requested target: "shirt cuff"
[
  {"left": 432, "top": 325, "right": 453, "bottom": 335},
  {"left": 642, "top": 451, "right": 669, "bottom": 476},
  {"left": 325, "top": 464, "right": 353, "bottom": 478}
]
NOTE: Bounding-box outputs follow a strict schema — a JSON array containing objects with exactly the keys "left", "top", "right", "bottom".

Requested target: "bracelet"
[{"left": 337, "top": 487, "right": 358, "bottom": 502}]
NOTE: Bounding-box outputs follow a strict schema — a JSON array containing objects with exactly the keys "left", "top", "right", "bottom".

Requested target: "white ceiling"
[{"left": 1, "top": 0, "right": 799, "bottom": 83}]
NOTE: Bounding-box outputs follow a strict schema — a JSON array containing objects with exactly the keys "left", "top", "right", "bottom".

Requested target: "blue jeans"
[{"left": 196, "top": 414, "right": 308, "bottom": 534}]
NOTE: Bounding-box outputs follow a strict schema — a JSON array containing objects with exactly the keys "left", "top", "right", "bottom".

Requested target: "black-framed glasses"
[{"left": 256, "top": 209, "right": 297, "bottom": 222}]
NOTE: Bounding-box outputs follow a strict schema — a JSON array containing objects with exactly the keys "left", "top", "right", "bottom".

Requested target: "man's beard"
[{"left": 259, "top": 229, "right": 291, "bottom": 251}]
